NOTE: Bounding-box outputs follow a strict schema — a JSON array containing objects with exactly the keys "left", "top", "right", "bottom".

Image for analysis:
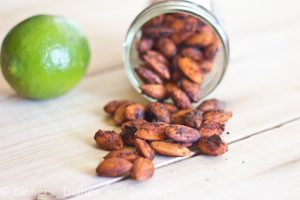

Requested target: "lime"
[{"left": 0, "top": 15, "right": 90, "bottom": 99}]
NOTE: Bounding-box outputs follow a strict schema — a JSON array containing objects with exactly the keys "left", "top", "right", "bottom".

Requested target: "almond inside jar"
[{"left": 133, "top": 12, "right": 221, "bottom": 108}]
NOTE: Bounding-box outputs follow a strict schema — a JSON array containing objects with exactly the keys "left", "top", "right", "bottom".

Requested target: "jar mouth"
[{"left": 124, "top": 0, "right": 230, "bottom": 104}]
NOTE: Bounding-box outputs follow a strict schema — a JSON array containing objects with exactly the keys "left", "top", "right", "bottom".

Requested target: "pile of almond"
[
  {"left": 94, "top": 98, "right": 232, "bottom": 181},
  {"left": 135, "top": 13, "right": 219, "bottom": 108}
]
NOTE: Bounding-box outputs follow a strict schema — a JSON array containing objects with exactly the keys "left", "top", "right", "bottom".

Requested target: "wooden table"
[{"left": 0, "top": 0, "right": 300, "bottom": 199}]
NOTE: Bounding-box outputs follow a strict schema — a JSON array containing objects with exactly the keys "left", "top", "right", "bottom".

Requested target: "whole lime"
[{"left": 0, "top": 15, "right": 90, "bottom": 99}]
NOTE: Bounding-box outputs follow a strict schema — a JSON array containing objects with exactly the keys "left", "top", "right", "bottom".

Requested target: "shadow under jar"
[{"left": 124, "top": 0, "right": 229, "bottom": 109}]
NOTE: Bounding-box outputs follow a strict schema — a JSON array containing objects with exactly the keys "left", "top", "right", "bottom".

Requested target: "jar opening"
[{"left": 124, "top": 0, "right": 229, "bottom": 107}]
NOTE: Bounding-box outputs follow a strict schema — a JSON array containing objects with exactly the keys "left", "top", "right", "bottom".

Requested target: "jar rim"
[{"left": 123, "top": 0, "right": 230, "bottom": 102}]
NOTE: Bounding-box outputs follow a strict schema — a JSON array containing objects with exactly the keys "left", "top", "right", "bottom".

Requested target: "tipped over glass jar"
[{"left": 123, "top": 0, "right": 229, "bottom": 109}]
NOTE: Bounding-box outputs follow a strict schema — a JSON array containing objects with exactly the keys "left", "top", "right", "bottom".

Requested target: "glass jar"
[{"left": 123, "top": 0, "right": 229, "bottom": 105}]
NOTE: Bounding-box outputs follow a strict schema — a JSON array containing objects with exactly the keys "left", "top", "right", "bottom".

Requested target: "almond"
[
  {"left": 170, "top": 55, "right": 184, "bottom": 82},
  {"left": 125, "top": 104, "right": 145, "bottom": 121},
  {"left": 113, "top": 102, "right": 133, "bottom": 125},
  {"left": 145, "top": 102, "right": 170, "bottom": 123},
  {"left": 143, "top": 51, "right": 170, "bottom": 80},
  {"left": 131, "top": 157, "right": 154, "bottom": 181},
  {"left": 161, "top": 103, "right": 178, "bottom": 113},
  {"left": 137, "top": 37, "right": 154, "bottom": 53},
  {"left": 182, "top": 110, "right": 203, "bottom": 129},
  {"left": 179, "top": 79, "right": 201, "bottom": 102},
  {"left": 180, "top": 47, "right": 203, "bottom": 62},
  {"left": 155, "top": 37, "right": 177, "bottom": 58},
  {"left": 94, "top": 130, "right": 123, "bottom": 151},
  {"left": 143, "top": 26, "right": 173, "bottom": 39},
  {"left": 104, "top": 149, "right": 139, "bottom": 162},
  {"left": 150, "top": 141, "right": 191, "bottom": 157},
  {"left": 163, "top": 14, "right": 178, "bottom": 26},
  {"left": 185, "top": 28, "right": 215, "bottom": 47},
  {"left": 170, "top": 66, "right": 184, "bottom": 82},
  {"left": 143, "top": 50, "right": 169, "bottom": 66},
  {"left": 165, "top": 124, "right": 200, "bottom": 143},
  {"left": 171, "top": 109, "right": 192, "bottom": 124},
  {"left": 199, "top": 120, "right": 225, "bottom": 137},
  {"left": 175, "top": 142, "right": 194, "bottom": 148},
  {"left": 197, "top": 134, "right": 228, "bottom": 156},
  {"left": 143, "top": 15, "right": 164, "bottom": 27},
  {"left": 135, "top": 66, "right": 163, "bottom": 84},
  {"left": 170, "top": 17, "right": 197, "bottom": 44},
  {"left": 170, "top": 88, "right": 192, "bottom": 109},
  {"left": 135, "top": 121, "right": 167, "bottom": 141},
  {"left": 199, "top": 60, "right": 213, "bottom": 73},
  {"left": 140, "top": 84, "right": 168, "bottom": 100},
  {"left": 96, "top": 158, "right": 133, "bottom": 177},
  {"left": 178, "top": 57, "right": 203, "bottom": 84},
  {"left": 104, "top": 100, "right": 132, "bottom": 115},
  {"left": 134, "top": 138, "right": 155, "bottom": 160},
  {"left": 204, "top": 40, "right": 219, "bottom": 60},
  {"left": 120, "top": 120, "right": 143, "bottom": 146},
  {"left": 196, "top": 99, "right": 225, "bottom": 113},
  {"left": 164, "top": 81, "right": 180, "bottom": 94},
  {"left": 203, "top": 110, "right": 232, "bottom": 124}
]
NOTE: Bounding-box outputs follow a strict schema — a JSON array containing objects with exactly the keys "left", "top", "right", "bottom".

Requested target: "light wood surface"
[
  {"left": 73, "top": 120, "right": 300, "bottom": 200},
  {"left": 0, "top": 0, "right": 299, "bottom": 199}
]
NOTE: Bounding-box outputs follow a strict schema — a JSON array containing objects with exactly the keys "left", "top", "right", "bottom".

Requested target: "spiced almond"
[
  {"left": 96, "top": 158, "right": 133, "bottom": 177},
  {"left": 131, "top": 157, "right": 155, "bottom": 181},
  {"left": 178, "top": 57, "right": 203, "bottom": 84},
  {"left": 203, "top": 110, "right": 232, "bottom": 124},
  {"left": 182, "top": 110, "right": 203, "bottom": 129},
  {"left": 171, "top": 109, "right": 192, "bottom": 124},
  {"left": 170, "top": 87, "right": 192, "bottom": 109},
  {"left": 199, "top": 60, "right": 213, "bottom": 73},
  {"left": 170, "top": 17, "right": 197, "bottom": 44},
  {"left": 197, "top": 134, "right": 228, "bottom": 156},
  {"left": 199, "top": 120, "right": 225, "bottom": 137},
  {"left": 155, "top": 37, "right": 177, "bottom": 58},
  {"left": 161, "top": 103, "right": 178, "bottom": 113},
  {"left": 113, "top": 102, "right": 133, "bottom": 125},
  {"left": 143, "top": 51, "right": 170, "bottom": 80},
  {"left": 125, "top": 104, "right": 145, "bottom": 121},
  {"left": 145, "top": 102, "right": 170, "bottom": 123},
  {"left": 134, "top": 138, "right": 155, "bottom": 160},
  {"left": 196, "top": 98, "right": 225, "bottom": 113},
  {"left": 204, "top": 40, "right": 219, "bottom": 60},
  {"left": 104, "top": 149, "right": 139, "bottom": 162},
  {"left": 185, "top": 28, "right": 215, "bottom": 47},
  {"left": 180, "top": 79, "right": 201, "bottom": 102},
  {"left": 140, "top": 84, "right": 168, "bottom": 100},
  {"left": 150, "top": 141, "right": 191, "bottom": 157},
  {"left": 165, "top": 124, "right": 201, "bottom": 143},
  {"left": 180, "top": 47, "right": 203, "bottom": 62},
  {"left": 143, "top": 26, "right": 173, "bottom": 39},
  {"left": 135, "top": 121, "right": 168, "bottom": 141},
  {"left": 104, "top": 100, "right": 132, "bottom": 115},
  {"left": 135, "top": 66, "right": 163, "bottom": 84},
  {"left": 137, "top": 37, "right": 153, "bottom": 53},
  {"left": 94, "top": 130, "right": 123, "bottom": 151},
  {"left": 120, "top": 120, "right": 143, "bottom": 146}
]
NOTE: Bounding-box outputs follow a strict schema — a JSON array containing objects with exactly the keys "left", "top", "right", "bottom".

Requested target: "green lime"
[{"left": 0, "top": 15, "right": 90, "bottom": 99}]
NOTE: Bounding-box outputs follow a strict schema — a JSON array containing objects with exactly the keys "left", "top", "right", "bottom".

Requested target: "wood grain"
[{"left": 0, "top": 57, "right": 299, "bottom": 199}]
